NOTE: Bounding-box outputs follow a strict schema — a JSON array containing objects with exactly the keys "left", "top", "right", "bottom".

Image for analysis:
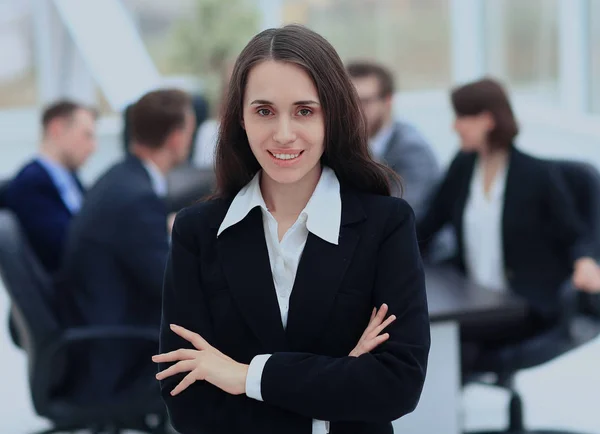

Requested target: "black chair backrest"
[
  {"left": 0, "top": 210, "right": 59, "bottom": 357},
  {"left": 553, "top": 160, "right": 600, "bottom": 317},
  {"left": 0, "top": 179, "right": 8, "bottom": 208},
  {"left": 553, "top": 160, "right": 600, "bottom": 250},
  {"left": 166, "top": 163, "right": 216, "bottom": 212}
]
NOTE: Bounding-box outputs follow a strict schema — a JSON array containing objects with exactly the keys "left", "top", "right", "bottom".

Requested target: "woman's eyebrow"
[{"left": 249, "top": 99, "right": 320, "bottom": 106}]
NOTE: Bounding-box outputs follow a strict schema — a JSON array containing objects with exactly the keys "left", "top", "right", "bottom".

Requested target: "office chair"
[
  {"left": 0, "top": 210, "right": 169, "bottom": 434},
  {"left": 0, "top": 179, "right": 22, "bottom": 348},
  {"left": 166, "top": 163, "right": 216, "bottom": 212},
  {"left": 464, "top": 159, "right": 600, "bottom": 434},
  {"left": 555, "top": 160, "right": 600, "bottom": 318},
  {"left": 0, "top": 179, "right": 7, "bottom": 206}
]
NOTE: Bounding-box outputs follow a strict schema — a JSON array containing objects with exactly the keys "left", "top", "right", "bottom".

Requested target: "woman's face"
[
  {"left": 242, "top": 60, "right": 325, "bottom": 187},
  {"left": 453, "top": 112, "right": 494, "bottom": 152}
]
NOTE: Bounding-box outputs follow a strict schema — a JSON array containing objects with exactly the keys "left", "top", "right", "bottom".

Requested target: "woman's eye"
[
  {"left": 298, "top": 108, "right": 312, "bottom": 116},
  {"left": 257, "top": 108, "right": 272, "bottom": 116}
]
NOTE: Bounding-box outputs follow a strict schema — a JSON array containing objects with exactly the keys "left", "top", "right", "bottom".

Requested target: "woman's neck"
[
  {"left": 478, "top": 146, "right": 509, "bottom": 196},
  {"left": 478, "top": 146, "right": 509, "bottom": 169},
  {"left": 260, "top": 165, "right": 322, "bottom": 221}
]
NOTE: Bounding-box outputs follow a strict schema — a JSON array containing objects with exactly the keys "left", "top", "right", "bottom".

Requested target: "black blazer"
[
  {"left": 4, "top": 160, "right": 84, "bottom": 274},
  {"left": 159, "top": 191, "right": 430, "bottom": 434},
  {"left": 60, "top": 155, "right": 169, "bottom": 401},
  {"left": 418, "top": 147, "right": 596, "bottom": 318}
]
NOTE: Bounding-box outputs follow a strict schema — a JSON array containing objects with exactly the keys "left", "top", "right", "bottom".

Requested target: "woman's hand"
[
  {"left": 153, "top": 324, "right": 249, "bottom": 396},
  {"left": 349, "top": 303, "right": 396, "bottom": 357},
  {"left": 573, "top": 257, "right": 600, "bottom": 293}
]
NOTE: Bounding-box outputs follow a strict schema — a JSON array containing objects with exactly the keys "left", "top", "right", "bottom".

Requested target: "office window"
[
  {"left": 590, "top": 0, "right": 600, "bottom": 113},
  {"left": 484, "top": 0, "right": 559, "bottom": 102},
  {"left": 123, "top": 0, "right": 260, "bottom": 74},
  {"left": 0, "top": 1, "right": 37, "bottom": 109},
  {"left": 282, "top": 0, "right": 452, "bottom": 91},
  {"left": 122, "top": 0, "right": 260, "bottom": 107}
]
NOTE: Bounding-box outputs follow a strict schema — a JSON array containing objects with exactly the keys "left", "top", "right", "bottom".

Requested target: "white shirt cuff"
[
  {"left": 245, "top": 354, "right": 271, "bottom": 402},
  {"left": 313, "top": 419, "right": 330, "bottom": 433}
]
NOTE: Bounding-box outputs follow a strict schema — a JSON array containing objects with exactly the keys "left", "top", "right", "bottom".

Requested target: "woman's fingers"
[
  {"left": 170, "top": 324, "right": 212, "bottom": 350},
  {"left": 354, "top": 332, "right": 390, "bottom": 356},
  {"left": 152, "top": 348, "right": 198, "bottom": 363},
  {"left": 374, "top": 304, "right": 388, "bottom": 322},
  {"left": 156, "top": 360, "right": 196, "bottom": 380},
  {"left": 370, "top": 314, "right": 396, "bottom": 339},
  {"left": 362, "top": 304, "right": 389, "bottom": 336},
  {"left": 170, "top": 370, "right": 201, "bottom": 396}
]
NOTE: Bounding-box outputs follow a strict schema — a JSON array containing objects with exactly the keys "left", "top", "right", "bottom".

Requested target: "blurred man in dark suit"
[
  {"left": 4, "top": 100, "right": 97, "bottom": 274},
  {"left": 61, "top": 89, "right": 195, "bottom": 403}
]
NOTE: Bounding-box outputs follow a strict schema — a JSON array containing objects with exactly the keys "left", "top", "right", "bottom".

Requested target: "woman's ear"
[{"left": 240, "top": 118, "right": 245, "bottom": 130}]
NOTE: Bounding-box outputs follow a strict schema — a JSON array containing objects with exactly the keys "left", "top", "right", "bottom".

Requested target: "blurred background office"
[{"left": 1, "top": 0, "right": 600, "bottom": 433}]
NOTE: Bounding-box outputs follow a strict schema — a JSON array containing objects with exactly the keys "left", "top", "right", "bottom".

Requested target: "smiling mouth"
[{"left": 268, "top": 151, "right": 304, "bottom": 160}]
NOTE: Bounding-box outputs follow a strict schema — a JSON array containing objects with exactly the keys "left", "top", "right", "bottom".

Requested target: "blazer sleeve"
[
  {"left": 117, "top": 193, "right": 170, "bottom": 300},
  {"left": 159, "top": 213, "right": 244, "bottom": 434},
  {"left": 544, "top": 163, "right": 598, "bottom": 262},
  {"left": 259, "top": 200, "right": 430, "bottom": 423}
]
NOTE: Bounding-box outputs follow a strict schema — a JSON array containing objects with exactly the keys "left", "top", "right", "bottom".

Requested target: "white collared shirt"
[
  {"left": 217, "top": 166, "right": 341, "bottom": 434},
  {"left": 37, "top": 156, "right": 83, "bottom": 214},
  {"left": 141, "top": 159, "right": 168, "bottom": 198},
  {"left": 463, "top": 161, "right": 509, "bottom": 292},
  {"left": 369, "top": 122, "right": 394, "bottom": 159}
]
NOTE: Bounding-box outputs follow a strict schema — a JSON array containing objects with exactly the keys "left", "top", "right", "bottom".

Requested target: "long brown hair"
[{"left": 214, "top": 24, "right": 398, "bottom": 199}]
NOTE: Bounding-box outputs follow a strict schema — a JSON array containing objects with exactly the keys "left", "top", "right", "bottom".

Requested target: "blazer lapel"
[
  {"left": 452, "top": 152, "right": 477, "bottom": 271},
  {"left": 501, "top": 147, "right": 522, "bottom": 268},
  {"left": 217, "top": 208, "right": 288, "bottom": 352},
  {"left": 285, "top": 191, "right": 365, "bottom": 351},
  {"left": 35, "top": 161, "right": 72, "bottom": 215}
]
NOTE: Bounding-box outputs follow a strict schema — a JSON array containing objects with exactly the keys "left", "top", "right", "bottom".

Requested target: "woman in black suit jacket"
[
  {"left": 418, "top": 78, "right": 600, "bottom": 354},
  {"left": 152, "top": 25, "right": 430, "bottom": 434}
]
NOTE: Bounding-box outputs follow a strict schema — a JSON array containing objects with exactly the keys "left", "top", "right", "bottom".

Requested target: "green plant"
[{"left": 167, "top": 0, "right": 259, "bottom": 109}]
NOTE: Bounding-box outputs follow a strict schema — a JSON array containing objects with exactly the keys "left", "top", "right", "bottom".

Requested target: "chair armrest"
[
  {"left": 559, "top": 278, "right": 580, "bottom": 338},
  {"left": 40, "top": 325, "right": 159, "bottom": 360},
  {"left": 31, "top": 325, "right": 159, "bottom": 402},
  {"left": 60, "top": 325, "right": 159, "bottom": 344}
]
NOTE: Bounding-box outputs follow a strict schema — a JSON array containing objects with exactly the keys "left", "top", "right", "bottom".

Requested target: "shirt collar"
[
  {"left": 217, "top": 166, "right": 342, "bottom": 245},
  {"left": 369, "top": 122, "right": 395, "bottom": 159},
  {"left": 141, "top": 159, "right": 168, "bottom": 197},
  {"left": 37, "top": 155, "right": 70, "bottom": 178},
  {"left": 36, "top": 155, "right": 76, "bottom": 191}
]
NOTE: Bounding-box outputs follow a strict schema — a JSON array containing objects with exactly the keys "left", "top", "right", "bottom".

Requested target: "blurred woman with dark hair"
[
  {"left": 418, "top": 77, "right": 600, "bottom": 371},
  {"left": 152, "top": 24, "right": 430, "bottom": 434}
]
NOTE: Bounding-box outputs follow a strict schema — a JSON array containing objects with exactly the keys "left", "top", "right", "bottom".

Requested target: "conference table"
[{"left": 392, "top": 266, "right": 527, "bottom": 434}]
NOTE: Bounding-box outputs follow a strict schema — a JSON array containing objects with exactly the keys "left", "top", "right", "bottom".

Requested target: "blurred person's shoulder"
[
  {"left": 9, "top": 159, "right": 49, "bottom": 186},
  {"left": 87, "top": 157, "right": 157, "bottom": 203}
]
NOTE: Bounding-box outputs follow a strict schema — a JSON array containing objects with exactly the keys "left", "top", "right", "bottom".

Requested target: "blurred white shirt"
[
  {"left": 193, "top": 119, "right": 219, "bottom": 168},
  {"left": 463, "top": 161, "right": 509, "bottom": 292}
]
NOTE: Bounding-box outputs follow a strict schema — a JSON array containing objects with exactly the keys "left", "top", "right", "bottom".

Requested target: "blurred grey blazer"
[{"left": 380, "top": 120, "right": 440, "bottom": 220}]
